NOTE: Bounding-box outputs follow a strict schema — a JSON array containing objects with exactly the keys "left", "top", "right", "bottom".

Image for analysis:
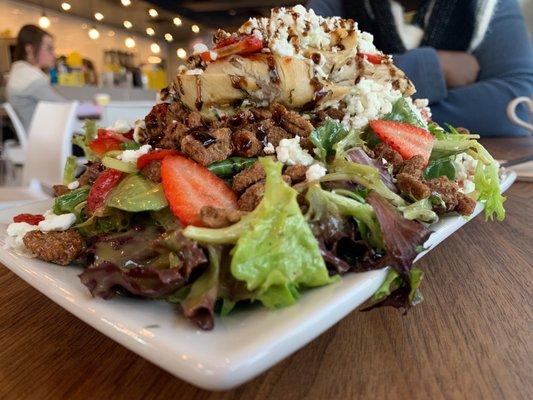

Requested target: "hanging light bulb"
[
  {"left": 146, "top": 27, "right": 155, "bottom": 36},
  {"left": 191, "top": 24, "right": 200, "bottom": 33},
  {"left": 94, "top": 12, "right": 104, "bottom": 21},
  {"left": 150, "top": 43, "right": 160, "bottom": 54},
  {"left": 123, "top": 20, "right": 133, "bottom": 29},
  {"left": 88, "top": 27, "right": 100, "bottom": 40},
  {"left": 39, "top": 12, "right": 51, "bottom": 29},
  {"left": 164, "top": 33, "right": 173, "bottom": 42},
  {"left": 177, "top": 48, "right": 187, "bottom": 59},
  {"left": 148, "top": 9, "right": 158, "bottom": 18},
  {"left": 173, "top": 17, "right": 182, "bottom": 27},
  {"left": 121, "top": 0, "right": 131, "bottom": 6},
  {"left": 125, "top": 37, "right": 136, "bottom": 48},
  {"left": 61, "top": 3, "right": 71, "bottom": 11},
  {"left": 148, "top": 56, "right": 162, "bottom": 64}
]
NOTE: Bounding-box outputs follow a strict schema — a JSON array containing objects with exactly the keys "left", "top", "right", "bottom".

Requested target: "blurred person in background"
[
  {"left": 6, "top": 24, "right": 65, "bottom": 131},
  {"left": 308, "top": 0, "right": 533, "bottom": 136}
]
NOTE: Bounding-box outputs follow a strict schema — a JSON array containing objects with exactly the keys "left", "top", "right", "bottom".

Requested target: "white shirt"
[{"left": 6, "top": 61, "right": 65, "bottom": 131}]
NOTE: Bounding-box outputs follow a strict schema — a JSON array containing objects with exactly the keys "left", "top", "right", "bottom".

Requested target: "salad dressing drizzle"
[{"left": 194, "top": 75, "right": 203, "bottom": 111}]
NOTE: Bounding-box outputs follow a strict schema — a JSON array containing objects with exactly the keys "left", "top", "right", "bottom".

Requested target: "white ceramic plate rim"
[{"left": 0, "top": 171, "right": 516, "bottom": 390}]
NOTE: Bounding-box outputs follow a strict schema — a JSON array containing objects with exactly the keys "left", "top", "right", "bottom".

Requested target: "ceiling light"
[
  {"left": 94, "top": 12, "right": 104, "bottom": 21},
  {"left": 61, "top": 3, "right": 71, "bottom": 11},
  {"left": 121, "top": 0, "right": 131, "bottom": 6},
  {"left": 146, "top": 27, "right": 155, "bottom": 36},
  {"left": 38, "top": 13, "right": 50, "bottom": 29},
  {"left": 88, "top": 27, "right": 100, "bottom": 40},
  {"left": 125, "top": 37, "right": 136, "bottom": 48},
  {"left": 177, "top": 48, "right": 187, "bottom": 59},
  {"left": 150, "top": 43, "right": 160, "bottom": 54},
  {"left": 173, "top": 17, "right": 182, "bottom": 26},
  {"left": 191, "top": 24, "right": 200, "bottom": 33},
  {"left": 148, "top": 8, "right": 158, "bottom": 18},
  {"left": 164, "top": 33, "right": 173, "bottom": 42},
  {"left": 123, "top": 20, "right": 132, "bottom": 29}
]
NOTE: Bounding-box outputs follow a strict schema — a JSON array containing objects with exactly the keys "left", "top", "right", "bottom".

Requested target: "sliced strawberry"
[
  {"left": 161, "top": 155, "right": 238, "bottom": 226},
  {"left": 87, "top": 169, "right": 123, "bottom": 214},
  {"left": 213, "top": 35, "right": 263, "bottom": 59},
  {"left": 137, "top": 149, "right": 181, "bottom": 170},
  {"left": 357, "top": 52, "right": 385, "bottom": 65},
  {"left": 369, "top": 120, "right": 434, "bottom": 165},
  {"left": 89, "top": 129, "right": 131, "bottom": 156},
  {"left": 13, "top": 213, "right": 45, "bottom": 225}
]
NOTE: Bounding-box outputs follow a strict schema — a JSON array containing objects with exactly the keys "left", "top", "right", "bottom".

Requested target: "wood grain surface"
[{"left": 1, "top": 138, "right": 532, "bottom": 400}]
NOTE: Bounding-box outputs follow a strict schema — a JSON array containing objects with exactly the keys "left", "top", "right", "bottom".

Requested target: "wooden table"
[{"left": 1, "top": 138, "right": 531, "bottom": 400}]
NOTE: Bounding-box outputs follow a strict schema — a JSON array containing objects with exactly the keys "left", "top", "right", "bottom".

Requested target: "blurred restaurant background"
[{"left": 0, "top": 0, "right": 531, "bottom": 203}]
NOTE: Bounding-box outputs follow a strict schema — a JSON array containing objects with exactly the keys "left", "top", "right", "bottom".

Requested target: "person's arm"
[
  {"left": 307, "top": 0, "right": 342, "bottom": 17},
  {"left": 23, "top": 79, "right": 66, "bottom": 103},
  {"left": 429, "top": 0, "right": 533, "bottom": 137}
]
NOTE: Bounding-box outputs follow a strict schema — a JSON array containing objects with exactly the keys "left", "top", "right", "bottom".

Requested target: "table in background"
[{"left": 0, "top": 138, "right": 531, "bottom": 400}]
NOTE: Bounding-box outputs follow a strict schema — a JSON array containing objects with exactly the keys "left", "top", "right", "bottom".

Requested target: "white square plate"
[{"left": 0, "top": 171, "right": 515, "bottom": 390}]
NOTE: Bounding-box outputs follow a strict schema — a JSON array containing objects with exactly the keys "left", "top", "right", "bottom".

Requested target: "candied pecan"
[
  {"left": 249, "top": 107, "right": 273, "bottom": 121},
  {"left": 140, "top": 160, "right": 162, "bottom": 183},
  {"left": 180, "top": 127, "right": 233, "bottom": 166},
  {"left": 238, "top": 181, "right": 265, "bottom": 211},
  {"left": 374, "top": 143, "right": 404, "bottom": 174},
  {"left": 284, "top": 164, "right": 308, "bottom": 183},
  {"left": 279, "top": 110, "right": 314, "bottom": 138},
  {"left": 186, "top": 111, "right": 203, "bottom": 128},
  {"left": 232, "top": 161, "right": 265, "bottom": 192},
  {"left": 400, "top": 155, "right": 426, "bottom": 179},
  {"left": 396, "top": 173, "right": 431, "bottom": 200},
  {"left": 199, "top": 206, "right": 243, "bottom": 228},
  {"left": 23, "top": 230, "right": 85, "bottom": 266},
  {"left": 77, "top": 162, "right": 104, "bottom": 186},
  {"left": 144, "top": 103, "right": 170, "bottom": 145},
  {"left": 456, "top": 193, "right": 477, "bottom": 216},
  {"left": 426, "top": 176, "right": 460, "bottom": 212},
  {"left": 53, "top": 185, "right": 70, "bottom": 197},
  {"left": 254, "top": 119, "right": 291, "bottom": 147},
  {"left": 232, "top": 128, "right": 263, "bottom": 157},
  {"left": 159, "top": 121, "right": 188, "bottom": 149}
]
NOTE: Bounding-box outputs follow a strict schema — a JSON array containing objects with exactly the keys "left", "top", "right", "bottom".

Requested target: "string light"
[
  {"left": 191, "top": 24, "right": 200, "bottom": 33},
  {"left": 146, "top": 27, "right": 155, "bottom": 36},
  {"left": 88, "top": 27, "right": 100, "bottom": 40},
  {"left": 61, "top": 3, "right": 71, "bottom": 11},
  {"left": 164, "top": 33, "right": 173, "bottom": 42},
  {"left": 125, "top": 37, "right": 136, "bottom": 48},
  {"left": 173, "top": 17, "right": 182, "bottom": 26},
  {"left": 150, "top": 43, "right": 161, "bottom": 54},
  {"left": 123, "top": 20, "right": 132, "bottom": 29},
  {"left": 94, "top": 12, "right": 104, "bottom": 21},
  {"left": 38, "top": 13, "right": 50, "bottom": 29},
  {"left": 148, "top": 56, "right": 162, "bottom": 64},
  {"left": 177, "top": 48, "right": 187, "bottom": 59},
  {"left": 148, "top": 9, "right": 158, "bottom": 18},
  {"left": 121, "top": 0, "right": 131, "bottom": 6}
]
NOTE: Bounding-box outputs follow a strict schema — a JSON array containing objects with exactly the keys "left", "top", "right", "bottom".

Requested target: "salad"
[{"left": 6, "top": 6, "right": 506, "bottom": 330}]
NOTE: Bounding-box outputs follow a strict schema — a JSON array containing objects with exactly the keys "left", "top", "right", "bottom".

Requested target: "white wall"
[{"left": 0, "top": 0, "right": 168, "bottom": 74}]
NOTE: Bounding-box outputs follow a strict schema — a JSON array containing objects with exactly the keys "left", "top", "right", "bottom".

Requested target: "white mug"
[{"left": 507, "top": 96, "right": 533, "bottom": 132}]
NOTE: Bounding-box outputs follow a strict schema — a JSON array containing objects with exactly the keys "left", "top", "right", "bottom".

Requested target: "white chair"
[
  {"left": 0, "top": 101, "right": 78, "bottom": 209},
  {"left": 2, "top": 102, "right": 27, "bottom": 166},
  {"left": 101, "top": 101, "right": 153, "bottom": 127}
]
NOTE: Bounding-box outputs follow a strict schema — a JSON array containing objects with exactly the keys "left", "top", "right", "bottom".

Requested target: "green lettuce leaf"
[
  {"left": 371, "top": 268, "right": 401, "bottom": 302},
  {"left": 62, "top": 156, "right": 77, "bottom": 185},
  {"left": 423, "top": 157, "right": 456, "bottom": 180},
  {"left": 310, "top": 119, "right": 349, "bottom": 162},
  {"left": 384, "top": 97, "right": 427, "bottom": 129},
  {"left": 72, "top": 120, "right": 98, "bottom": 162},
  {"left": 398, "top": 197, "right": 439, "bottom": 223},
  {"left": 53, "top": 185, "right": 90, "bottom": 215},
  {"left": 75, "top": 208, "right": 131, "bottom": 237},
  {"left": 474, "top": 159, "right": 506, "bottom": 221},
  {"left": 106, "top": 174, "right": 168, "bottom": 212},
  {"left": 184, "top": 158, "right": 338, "bottom": 309}
]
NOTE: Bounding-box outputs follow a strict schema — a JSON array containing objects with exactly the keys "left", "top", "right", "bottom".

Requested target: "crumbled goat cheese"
[
  {"left": 263, "top": 142, "right": 276, "bottom": 154},
  {"left": 306, "top": 163, "right": 327, "bottom": 181},
  {"left": 107, "top": 119, "right": 133, "bottom": 133},
  {"left": 357, "top": 31, "right": 378, "bottom": 54},
  {"left": 333, "top": 78, "right": 401, "bottom": 130},
  {"left": 193, "top": 43, "right": 209, "bottom": 54},
  {"left": 38, "top": 213, "right": 76, "bottom": 232},
  {"left": 67, "top": 180, "right": 79, "bottom": 190},
  {"left": 414, "top": 98, "right": 432, "bottom": 122},
  {"left": 275, "top": 136, "right": 314, "bottom": 166},
  {"left": 5, "top": 222, "right": 39, "bottom": 254},
  {"left": 453, "top": 153, "right": 478, "bottom": 194},
  {"left": 117, "top": 144, "right": 152, "bottom": 164},
  {"left": 209, "top": 51, "right": 218, "bottom": 60}
]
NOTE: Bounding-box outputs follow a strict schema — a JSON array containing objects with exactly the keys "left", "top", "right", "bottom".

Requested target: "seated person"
[
  {"left": 308, "top": 0, "right": 533, "bottom": 136},
  {"left": 7, "top": 24, "right": 65, "bottom": 131}
]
